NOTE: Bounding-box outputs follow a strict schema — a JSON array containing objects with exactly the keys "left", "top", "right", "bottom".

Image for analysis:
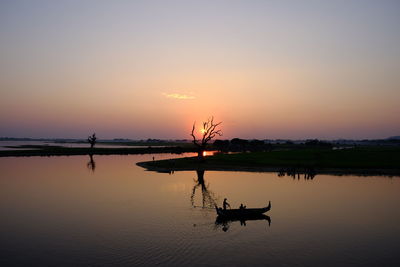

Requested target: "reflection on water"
[
  {"left": 190, "top": 170, "right": 271, "bottom": 232},
  {"left": 0, "top": 140, "right": 168, "bottom": 150},
  {"left": 190, "top": 170, "right": 218, "bottom": 208},
  {"left": 215, "top": 214, "right": 271, "bottom": 232},
  {"left": 86, "top": 154, "right": 96, "bottom": 172},
  {"left": 278, "top": 167, "right": 316, "bottom": 180},
  {"left": 1, "top": 154, "right": 400, "bottom": 266}
]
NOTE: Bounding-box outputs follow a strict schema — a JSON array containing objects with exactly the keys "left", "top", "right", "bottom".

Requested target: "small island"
[{"left": 137, "top": 146, "right": 400, "bottom": 176}]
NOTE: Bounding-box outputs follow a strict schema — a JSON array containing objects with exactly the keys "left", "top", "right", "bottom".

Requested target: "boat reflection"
[{"left": 215, "top": 214, "right": 271, "bottom": 232}]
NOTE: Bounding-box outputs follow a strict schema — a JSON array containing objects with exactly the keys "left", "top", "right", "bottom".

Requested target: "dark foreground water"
[{"left": 1, "top": 154, "right": 399, "bottom": 266}]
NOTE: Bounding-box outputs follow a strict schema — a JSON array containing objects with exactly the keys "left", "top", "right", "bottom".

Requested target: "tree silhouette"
[
  {"left": 88, "top": 133, "right": 97, "bottom": 148},
  {"left": 190, "top": 117, "right": 222, "bottom": 160}
]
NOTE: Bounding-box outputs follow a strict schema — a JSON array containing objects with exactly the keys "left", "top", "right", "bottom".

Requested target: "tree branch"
[{"left": 190, "top": 116, "right": 222, "bottom": 151}]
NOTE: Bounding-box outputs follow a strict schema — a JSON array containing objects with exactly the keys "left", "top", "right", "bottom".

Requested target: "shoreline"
[
  {"left": 136, "top": 156, "right": 400, "bottom": 177},
  {"left": 0, "top": 146, "right": 197, "bottom": 157},
  {"left": 2, "top": 145, "right": 399, "bottom": 176}
]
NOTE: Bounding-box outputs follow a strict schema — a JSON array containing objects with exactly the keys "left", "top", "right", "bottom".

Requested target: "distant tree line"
[
  {"left": 213, "top": 138, "right": 273, "bottom": 152},
  {"left": 213, "top": 138, "right": 333, "bottom": 152},
  {"left": 304, "top": 139, "right": 332, "bottom": 148}
]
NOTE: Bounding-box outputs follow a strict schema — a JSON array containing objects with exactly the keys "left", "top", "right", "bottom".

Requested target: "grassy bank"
[
  {"left": 0, "top": 145, "right": 197, "bottom": 157},
  {"left": 137, "top": 146, "right": 400, "bottom": 175}
]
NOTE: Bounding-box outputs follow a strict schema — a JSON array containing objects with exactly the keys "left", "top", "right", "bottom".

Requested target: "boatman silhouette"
[{"left": 222, "top": 198, "right": 231, "bottom": 210}]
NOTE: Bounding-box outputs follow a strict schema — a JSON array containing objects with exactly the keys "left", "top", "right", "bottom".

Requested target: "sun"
[{"left": 200, "top": 128, "right": 206, "bottom": 134}]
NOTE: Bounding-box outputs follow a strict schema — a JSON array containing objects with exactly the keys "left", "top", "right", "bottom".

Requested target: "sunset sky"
[{"left": 1, "top": 0, "right": 399, "bottom": 139}]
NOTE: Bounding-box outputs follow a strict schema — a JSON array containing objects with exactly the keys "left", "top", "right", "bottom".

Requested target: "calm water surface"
[
  {"left": 1, "top": 154, "right": 399, "bottom": 266},
  {"left": 0, "top": 141, "right": 165, "bottom": 150}
]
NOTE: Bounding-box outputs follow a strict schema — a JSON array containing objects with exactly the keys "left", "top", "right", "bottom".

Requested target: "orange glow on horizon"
[{"left": 0, "top": 1, "right": 399, "bottom": 140}]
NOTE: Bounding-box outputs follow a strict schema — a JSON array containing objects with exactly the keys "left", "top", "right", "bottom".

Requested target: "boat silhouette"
[{"left": 215, "top": 201, "right": 271, "bottom": 218}]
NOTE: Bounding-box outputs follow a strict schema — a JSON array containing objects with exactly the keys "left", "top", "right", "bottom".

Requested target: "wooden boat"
[{"left": 215, "top": 201, "right": 271, "bottom": 217}]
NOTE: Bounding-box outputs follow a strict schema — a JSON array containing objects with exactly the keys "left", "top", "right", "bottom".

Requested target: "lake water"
[
  {"left": 1, "top": 154, "right": 399, "bottom": 266},
  {"left": 0, "top": 141, "right": 166, "bottom": 150}
]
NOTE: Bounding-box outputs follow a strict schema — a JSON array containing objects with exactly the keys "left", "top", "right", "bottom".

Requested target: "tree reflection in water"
[
  {"left": 191, "top": 170, "right": 218, "bottom": 208},
  {"left": 87, "top": 154, "right": 96, "bottom": 172}
]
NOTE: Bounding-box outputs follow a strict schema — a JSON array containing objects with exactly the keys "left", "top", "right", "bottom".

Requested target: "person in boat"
[
  {"left": 239, "top": 203, "right": 246, "bottom": 209},
  {"left": 222, "top": 198, "right": 231, "bottom": 210}
]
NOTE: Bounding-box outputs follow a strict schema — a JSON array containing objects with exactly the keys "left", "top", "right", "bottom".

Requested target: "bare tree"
[
  {"left": 191, "top": 116, "right": 222, "bottom": 160},
  {"left": 88, "top": 133, "right": 97, "bottom": 148}
]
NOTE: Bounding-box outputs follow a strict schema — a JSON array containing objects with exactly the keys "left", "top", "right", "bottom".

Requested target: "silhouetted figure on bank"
[
  {"left": 223, "top": 198, "right": 231, "bottom": 210},
  {"left": 239, "top": 203, "right": 246, "bottom": 209}
]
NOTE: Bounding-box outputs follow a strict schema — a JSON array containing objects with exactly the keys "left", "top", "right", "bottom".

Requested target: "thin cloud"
[{"left": 163, "top": 92, "right": 195, "bottom": 100}]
